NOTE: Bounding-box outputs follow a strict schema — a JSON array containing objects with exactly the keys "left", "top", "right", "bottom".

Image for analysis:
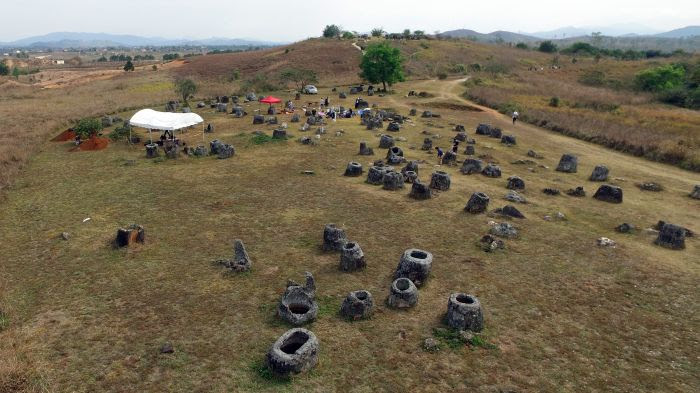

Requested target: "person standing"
[
  {"left": 512, "top": 111, "right": 519, "bottom": 124},
  {"left": 436, "top": 147, "right": 444, "bottom": 164}
]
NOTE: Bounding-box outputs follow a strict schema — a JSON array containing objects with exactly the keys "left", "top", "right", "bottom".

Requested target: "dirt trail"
[{"left": 388, "top": 78, "right": 700, "bottom": 184}]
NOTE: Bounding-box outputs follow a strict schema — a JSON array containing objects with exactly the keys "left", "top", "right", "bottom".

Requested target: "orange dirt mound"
[
  {"left": 52, "top": 129, "right": 76, "bottom": 141},
  {"left": 71, "top": 136, "right": 109, "bottom": 151}
]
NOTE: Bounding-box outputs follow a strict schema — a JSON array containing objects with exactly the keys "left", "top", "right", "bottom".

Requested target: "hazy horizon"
[{"left": 1, "top": 0, "right": 698, "bottom": 42}]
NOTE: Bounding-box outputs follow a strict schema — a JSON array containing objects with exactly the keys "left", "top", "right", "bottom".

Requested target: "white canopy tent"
[{"left": 129, "top": 109, "right": 204, "bottom": 143}]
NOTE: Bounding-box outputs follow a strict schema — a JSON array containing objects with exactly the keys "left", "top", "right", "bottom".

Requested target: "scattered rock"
[
  {"left": 217, "top": 239, "right": 252, "bottom": 272},
  {"left": 465, "top": 192, "right": 490, "bottom": 214},
  {"left": 114, "top": 224, "right": 145, "bottom": 248},
  {"left": 636, "top": 182, "right": 664, "bottom": 192},
  {"left": 217, "top": 144, "right": 235, "bottom": 159},
  {"left": 423, "top": 338, "right": 440, "bottom": 352},
  {"left": 556, "top": 153, "right": 578, "bottom": 173},
  {"left": 464, "top": 145, "right": 475, "bottom": 155},
  {"left": 344, "top": 162, "right": 363, "bottom": 177},
  {"left": 394, "top": 249, "right": 433, "bottom": 287},
  {"left": 461, "top": 159, "right": 483, "bottom": 175},
  {"left": 494, "top": 205, "right": 525, "bottom": 219},
  {"left": 454, "top": 124, "right": 465, "bottom": 132},
  {"left": 654, "top": 223, "right": 687, "bottom": 250},
  {"left": 446, "top": 293, "right": 484, "bottom": 332},
  {"left": 442, "top": 151, "right": 457, "bottom": 165},
  {"left": 160, "top": 342, "right": 175, "bottom": 354},
  {"left": 266, "top": 328, "right": 319, "bottom": 376},
  {"left": 566, "top": 186, "right": 586, "bottom": 197},
  {"left": 323, "top": 224, "right": 347, "bottom": 252},
  {"left": 542, "top": 188, "right": 560, "bottom": 196},
  {"left": 379, "top": 134, "right": 395, "bottom": 148},
  {"left": 616, "top": 223, "right": 635, "bottom": 233},
  {"left": 482, "top": 164, "right": 502, "bottom": 178},
  {"left": 506, "top": 176, "right": 525, "bottom": 190},
  {"left": 527, "top": 150, "right": 542, "bottom": 158},
  {"left": 409, "top": 180, "right": 432, "bottom": 200},
  {"left": 60, "top": 232, "right": 70, "bottom": 241},
  {"left": 501, "top": 135, "right": 516, "bottom": 145},
  {"left": 597, "top": 237, "right": 616, "bottom": 247},
  {"left": 382, "top": 171, "right": 405, "bottom": 190},
  {"left": 340, "top": 290, "right": 374, "bottom": 320},
  {"left": 429, "top": 171, "right": 450, "bottom": 191},
  {"left": 339, "top": 241, "right": 366, "bottom": 271},
  {"left": 387, "top": 278, "right": 418, "bottom": 308},
  {"left": 589, "top": 165, "right": 609, "bottom": 181},
  {"left": 278, "top": 272, "right": 318, "bottom": 325},
  {"left": 504, "top": 190, "right": 526, "bottom": 203},
  {"left": 593, "top": 185, "right": 623, "bottom": 203},
  {"left": 690, "top": 185, "right": 700, "bottom": 200},
  {"left": 480, "top": 234, "right": 505, "bottom": 252},
  {"left": 490, "top": 222, "right": 518, "bottom": 238},
  {"left": 358, "top": 141, "right": 374, "bottom": 155}
]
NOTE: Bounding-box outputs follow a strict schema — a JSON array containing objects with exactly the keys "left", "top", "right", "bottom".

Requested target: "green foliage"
[
  {"left": 484, "top": 62, "right": 510, "bottom": 75},
  {"left": 579, "top": 70, "right": 606, "bottom": 86},
  {"left": 123, "top": 60, "right": 134, "bottom": 72},
  {"left": 0, "top": 61, "right": 8, "bottom": 76},
  {"left": 451, "top": 64, "right": 467, "bottom": 74},
  {"left": 163, "top": 53, "right": 180, "bottom": 61},
  {"left": 538, "top": 40, "right": 558, "bottom": 53},
  {"left": 174, "top": 78, "right": 197, "bottom": 103},
  {"left": 437, "top": 71, "right": 448, "bottom": 80},
  {"left": 432, "top": 327, "right": 463, "bottom": 349},
  {"left": 152, "top": 65, "right": 158, "bottom": 71},
  {"left": 239, "top": 74, "right": 282, "bottom": 95},
  {"left": 109, "top": 54, "right": 132, "bottom": 62},
  {"left": 279, "top": 68, "right": 318, "bottom": 92},
  {"left": 635, "top": 64, "right": 685, "bottom": 92},
  {"left": 74, "top": 118, "right": 102, "bottom": 139},
  {"left": 108, "top": 124, "right": 131, "bottom": 141},
  {"left": 549, "top": 96, "right": 560, "bottom": 107},
  {"left": 371, "top": 28, "right": 385, "bottom": 37},
  {"left": 248, "top": 360, "right": 291, "bottom": 385},
  {"left": 0, "top": 310, "right": 8, "bottom": 331},
  {"left": 97, "top": 56, "right": 108, "bottom": 62},
  {"left": 227, "top": 69, "right": 240, "bottom": 82},
  {"left": 341, "top": 31, "right": 355, "bottom": 39},
  {"left": 359, "top": 42, "right": 405, "bottom": 91},
  {"left": 322, "top": 24, "right": 342, "bottom": 38},
  {"left": 515, "top": 42, "right": 528, "bottom": 50},
  {"left": 12, "top": 67, "right": 20, "bottom": 78},
  {"left": 467, "top": 63, "right": 482, "bottom": 72}
]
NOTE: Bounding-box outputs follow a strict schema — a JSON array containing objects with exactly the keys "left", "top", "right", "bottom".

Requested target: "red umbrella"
[{"left": 260, "top": 96, "right": 282, "bottom": 104}]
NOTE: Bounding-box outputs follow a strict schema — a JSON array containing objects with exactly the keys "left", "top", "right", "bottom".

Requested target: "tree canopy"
[
  {"left": 359, "top": 42, "right": 405, "bottom": 91},
  {"left": 279, "top": 68, "right": 318, "bottom": 92},
  {"left": 322, "top": 25, "right": 342, "bottom": 38},
  {"left": 538, "top": 41, "right": 558, "bottom": 53},
  {"left": 174, "top": 78, "right": 197, "bottom": 104},
  {"left": 74, "top": 118, "right": 103, "bottom": 139},
  {"left": 123, "top": 60, "right": 135, "bottom": 72},
  {"left": 0, "top": 61, "right": 8, "bottom": 76}
]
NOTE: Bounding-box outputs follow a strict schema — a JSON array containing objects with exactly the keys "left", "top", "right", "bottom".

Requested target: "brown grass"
[{"left": 0, "top": 78, "right": 698, "bottom": 392}]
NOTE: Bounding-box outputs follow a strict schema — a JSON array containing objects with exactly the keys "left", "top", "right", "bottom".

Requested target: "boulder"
[
  {"left": 464, "top": 145, "right": 475, "bottom": 155},
  {"left": 691, "top": 185, "right": 700, "bottom": 200},
  {"left": 253, "top": 115, "right": 265, "bottom": 125},
  {"left": 490, "top": 222, "right": 517, "bottom": 238},
  {"left": 504, "top": 190, "right": 526, "bottom": 203},
  {"left": 475, "top": 123, "right": 492, "bottom": 135},
  {"left": 163, "top": 142, "right": 178, "bottom": 159},
  {"left": 429, "top": 171, "right": 451, "bottom": 191},
  {"left": 197, "top": 102, "right": 206, "bottom": 108},
  {"left": 489, "top": 127, "right": 502, "bottom": 139},
  {"left": 421, "top": 111, "right": 433, "bottom": 118},
  {"left": 339, "top": 241, "right": 366, "bottom": 271},
  {"left": 358, "top": 141, "right": 374, "bottom": 155},
  {"left": 501, "top": 135, "right": 516, "bottom": 145},
  {"left": 403, "top": 170, "right": 418, "bottom": 184},
  {"left": 593, "top": 185, "right": 623, "bottom": 203},
  {"left": 217, "top": 239, "right": 252, "bottom": 272},
  {"left": 267, "top": 116, "right": 278, "bottom": 125},
  {"left": 231, "top": 107, "right": 246, "bottom": 117},
  {"left": 382, "top": 171, "right": 404, "bottom": 190},
  {"left": 291, "top": 114, "right": 301, "bottom": 123},
  {"left": 344, "top": 162, "right": 363, "bottom": 177},
  {"left": 366, "top": 166, "right": 388, "bottom": 185},
  {"left": 527, "top": 150, "right": 542, "bottom": 158},
  {"left": 446, "top": 293, "right": 484, "bottom": 332},
  {"left": 566, "top": 186, "right": 586, "bottom": 197},
  {"left": 461, "top": 159, "right": 483, "bottom": 174},
  {"left": 409, "top": 181, "right": 432, "bottom": 200},
  {"left": 300, "top": 123, "right": 310, "bottom": 132},
  {"left": 216, "top": 103, "right": 228, "bottom": 113},
  {"left": 272, "top": 129, "right": 287, "bottom": 139},
  {"left": 556, "top": 154, "right": 578, "bottom": 173},
  {"left": 209, "top": 139, "right": 223, "bottom": 155},
  {"left": 401, "top": 160, "right": 419, "bottom": 175},
  {"left": 454, "top": 132, "right": 467, "bottom": 142},
  {"left": 394, "top": 249, "right": 433, "bottom": 287},
  {"left": 386, "top": 154, "right": 404, "bottom": 165},
  {"left": 386, "top": 122, "right": 401, "bottom": 132},
  {"left": 654, "top": 223, "right": 686, "bottom": 250},
  {"left": 590, "top": 165, "right": 609, "bottom": 181},
  {"left": 616, "top": 223, "right": 635, "bottom": 233},
  {"left": 379, "top": 134, "right": 395, "bottom": 148},
  {"left": 421, "top": 138, "right": 433, "bottom": 151},
  {"left": 386, "top": 146, "right": 404, "bottom": 159},
  {"left": 409, "top": 108, "right": 417, "bottom": 116},
  {"left": 193, "top": 145, "right": 208, "bottom": 157},
  {"left": 386, "top": 278, "right": 418, "bottom": 309},
  {"left": 465, "top": 192, "right": 490, "bottom": 213},
  {"left": 115, "top": 224, "right": 145, "bottom": 248},
  {"left": 442, "top": 151, "right": 457, "bottom": 165},
  {"left": 246, "top": 92, "right": 257, "bottom": 101},
  {"left": 454, "top": 124, "right": 465, "bottom": 132},
  {"left": 266, "top": 328, "right": 319, "bottom": 376},
  {"left": 217, "top": 144, "right": 235, "bottom": 159},
  {"left": 145, "top": 143, "right": 159, "bottom": 159},
  {"left": 101, "top": 116, "right": 113, "bottom": 127},
  {"left": 339, "top": 92, "right": 347, "bottom": 99},
  {"left": 506, "top": 176, "right": 525, "bottom": 190},
  {"left": 481, "top": 234, "right": 505, "bottom": 252},
  {"left": 482, "top": 164, "right": 502, "bottom": 178},
  {"left": 340, "top": 290, "right": 374, "bottom": 320},
  {"left": 204, "top": 123, "right": 214, "bottom": 133},
  {"left": 637, "top": 182, "right": 663, "bottom": 192},
  {"left": 278, "top": 273, "right": 318, "bottom": 325},
  {"left": 495, "top": 205, "right": 525, "bottom": 219},
  {"left": 181, "top": 107, "right": 191, "bottom": 113},
  {"left": 323, "top": 224, "right": 347, "bottom": 252}
]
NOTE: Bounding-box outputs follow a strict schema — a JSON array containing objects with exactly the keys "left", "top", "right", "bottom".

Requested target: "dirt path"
[{"left": 388, "top": 77, "right": 700, "bottom": 184}]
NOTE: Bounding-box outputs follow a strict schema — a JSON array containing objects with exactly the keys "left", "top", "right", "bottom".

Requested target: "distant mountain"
[
  {"left": 439, "top": 29, "right": 538, "bottom": 43},
  {"left": 0, "top": 32, "right": 283, "bottom": 48},
  {"left": 531, "top": 24, "right": 661, "bottom": 39},
  {"left": 654, "top": 26, "right": 700, "bottom": 38}
]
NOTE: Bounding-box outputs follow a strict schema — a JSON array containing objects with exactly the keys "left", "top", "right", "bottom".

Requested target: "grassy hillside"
[{"left": 0, "top": 78, "right": 698, "bottom": 392}]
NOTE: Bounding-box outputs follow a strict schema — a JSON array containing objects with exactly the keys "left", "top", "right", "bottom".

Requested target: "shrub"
[
  {"left": 74, "top": 118, "right": 102, "bottom": 139},
  {"left": 538, "top": 41, "right": 558, "bottom": 53},
  {"left": 549, "top": 96, "right": 560, "bottom": 107},
  {"left": 341, "top": 31, "right": 355, "bottom": 39},
  {"left": 635, "top": 64, "right": 685, "bottom": 92},
  {"left": 371, "top": 28, "right": 385, "bottom": 37},
  {"left": 174, "top": 78, "right": 197, "bottom": 104},
  {"left": 322, "top": 25, "right": 342, "bottom": 38},
  {"left": 467, "top": 63, "right": 482, "bottom": 72},
  {"left": 123, "top": 60, "right": 134, "bottom": 72},
  {"left": 0, "top": 62, "right": 8, "bottom": 76},
  {"left": 515, "top": 42, "right": 528, "bottom": 50},
  {"left": 437, "top": 71, "right": 448, "bottom": 80},
  {"left": 163, "top": 53, "right": 180, "bottom": 61},
  {"left": 451, "top": 64, "right": 467, "bottom": 74},
  {"left": 579, "top": 70, "right": 606, "bottom": 86}
]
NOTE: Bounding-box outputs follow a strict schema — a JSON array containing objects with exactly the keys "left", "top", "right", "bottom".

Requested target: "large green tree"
[
  {"left": 123, "top": 60, "right": 135, "bottom": 72},
  {"left": 322, "top": 25, "right": 342, "bottom": 38},
  {"left": 174, "top": 78, "right": 197, "bottom": 105},
  {"left": 279, "top": 68, "right": 318, "bottom": 92},
  {"left": 359, "top": 42, "right": 404, "bottom": 91}
]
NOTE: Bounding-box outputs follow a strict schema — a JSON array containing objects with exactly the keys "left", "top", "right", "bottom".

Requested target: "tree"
[
  {"left": 279, "top": 68, "right": 318, "bottom": 92},
  {"left": 174, "top": 78, "right": 197, "bottom": 105},
  {"left": 322, "top": 25, "right": 342, "bottom": 38},
  {"left": 634, "top": 64, "right": 685, "bottom": 92},
  {"left": 359, "top": 42, "right": 405, "bottom": 91},
  {"left": 414, "top": 30, "right": 426, "bottom": 39},
  {"left": 0, "top": 61, "right": 8, "bottom": 76},
  {"left": 538, "top": 40, "right": 558, "bottom": 53},
  {"left": 342, "top": 31, "right": 355, "bottom": 39},
  {"left": 591, "top": 31, "right": 603, "bottom": 46},
  {"left": 371, "top": 28, "right": 385, "bottom": 37},
  {"left": 515, "top": 42, "right": 528, "bottom": 50},
  {"left": 12, "top": 67, "right": 20, "bottom": 79},
  {"left": 74, "top": 118, "right": 103, "bottom": 139},
  {"left": 123, "top": 60, "right": 134, "bottom": 72},
  {"left": 402, "top": 29, "right": 412, "bottom": 39}
]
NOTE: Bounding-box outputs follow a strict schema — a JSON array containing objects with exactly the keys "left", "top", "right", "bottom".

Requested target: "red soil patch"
[
  {"left": 51, "top": 129, "right": 76, "bottom": 141},
  {"left": 70, "top": 136, "right": 109, "bottom": 151}
]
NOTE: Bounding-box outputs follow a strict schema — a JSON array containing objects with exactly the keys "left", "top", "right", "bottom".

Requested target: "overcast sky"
[{"left": 1, "top": 0, "right": 698, "bottom": 41}]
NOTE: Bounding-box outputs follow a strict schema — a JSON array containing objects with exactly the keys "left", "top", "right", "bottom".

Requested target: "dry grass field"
[{"left": 0, "top": 75, "right": 698, "bottom": 392}]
